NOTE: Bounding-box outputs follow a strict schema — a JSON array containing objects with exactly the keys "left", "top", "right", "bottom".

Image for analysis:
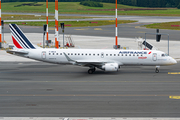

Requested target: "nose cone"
[{"left": 171, "top": 58, "right": 177, "bottom": 65}]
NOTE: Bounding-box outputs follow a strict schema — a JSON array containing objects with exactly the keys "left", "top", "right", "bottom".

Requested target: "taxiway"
[{"left": 0, "top": 62, "right": 180, "bottom": 117}]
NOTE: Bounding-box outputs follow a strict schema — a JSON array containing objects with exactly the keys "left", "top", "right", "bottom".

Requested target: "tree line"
[
  {"left": 2, "top": 0, "right": 180, "bottom": 8},
  {"left": 80, "top": 1, "right": 103, "bottom": 7}
]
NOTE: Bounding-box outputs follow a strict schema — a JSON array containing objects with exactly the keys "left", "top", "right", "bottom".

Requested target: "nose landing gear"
[{"left": 155, "top": 66, "right": 160, "bottom": 73}]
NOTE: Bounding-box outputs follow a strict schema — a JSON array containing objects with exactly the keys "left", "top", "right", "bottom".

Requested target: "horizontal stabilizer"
[{"left": 6, "top": 50, "right": 29, "bottom": 55}]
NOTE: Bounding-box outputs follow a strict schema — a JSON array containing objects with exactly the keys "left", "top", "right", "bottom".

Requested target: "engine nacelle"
[{"left": 102, "top": 63, "right": 119, "bottom": 71}]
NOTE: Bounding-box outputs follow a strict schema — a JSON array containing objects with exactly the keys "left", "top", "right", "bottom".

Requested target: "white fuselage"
[
  {"left": 23, "top": 48, "right": 176, "bottom": 66},
  {"left": 8, "top": 23, "right": 177, "bottom": 73}
]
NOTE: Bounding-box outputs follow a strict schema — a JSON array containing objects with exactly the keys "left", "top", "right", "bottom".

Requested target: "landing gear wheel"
[
  {"left": 155, "top": 68, "right": 159, "bottom": 73},
  {"left": 88, "top": 68, "right": 96, "bottom": 74},
  {"left": 88, "top": 69, "right": 94, "bottom": 74}
]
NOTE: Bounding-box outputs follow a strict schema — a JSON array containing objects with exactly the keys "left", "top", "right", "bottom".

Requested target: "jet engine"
[{"left": 102, "top": 63, "right": 119, "bottom": 71}]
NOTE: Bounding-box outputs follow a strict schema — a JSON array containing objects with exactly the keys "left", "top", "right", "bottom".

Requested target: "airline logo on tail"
[{"left": 9, "top": 24, "right": 36, "bottom": 49}]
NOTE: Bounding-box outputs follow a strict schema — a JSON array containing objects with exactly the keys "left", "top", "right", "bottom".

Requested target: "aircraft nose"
[{"left": 171, "top": 58, "right": 177, "bottom": 65}]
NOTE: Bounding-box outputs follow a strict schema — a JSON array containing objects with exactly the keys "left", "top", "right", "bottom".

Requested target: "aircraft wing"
[
  {"left": 63, "top": 52, "right": 123, "bottom": 67},
  {"left": 75, "top": 59, "right": 105, "bottom": 66}
]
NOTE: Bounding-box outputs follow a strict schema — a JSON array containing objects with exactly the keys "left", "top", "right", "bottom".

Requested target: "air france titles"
[{"left": 119, "top": 51, "right": 147, "bottom": 54}]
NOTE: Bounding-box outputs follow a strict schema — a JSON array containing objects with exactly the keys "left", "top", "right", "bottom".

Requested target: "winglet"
[{"left": 63, "top": 52, "right": 76, "bottom": 62}]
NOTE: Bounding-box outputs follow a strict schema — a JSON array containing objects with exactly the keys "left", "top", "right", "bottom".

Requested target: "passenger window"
[
  {"left": 56, "top": 53, "right": 58, "bottom": 55},
  {"left": 97, "top": 54, "right": 99, "bottom": 56},
  {"left": 68, "top": 53, "right": 70, "bottom": 55},
  {"left": 53, "top": 53, "right": 54, "bottom": 55},
  {"left": 49, "top": 53, "right": 51, "bottom": 55},
  {"left": 110, "top": 54, "right": 112, "bottom": 56},
  {"left": 162, "top": 54, "right": 165, "bottom": 57},
  {"left": 106, "top": 54, "right": 108, "bottom": 56},
  {"left": 75, "top": 53, "right": 77, "bottom": 55},
  {"left": 85, "top": 54, "right": 87, "bottom": 56},
  {"left": 71, "top": 53, "right": 73, "bottom": 55},
  {"left": 89, "top": 54, "right": 91, "bottom": 56},
  {"left": 93, "top": 54, "right": 95, "bottom": 56},
  {"left": 78, "top": 53, "right": 80, "bottom": 55},
  {"left": 114, "top": 54, "right": 116, "bottom": 56},
  {"left": 129, "top": 54, "right": 131, "bottom": 56},
  {"left": 82, "top": 54, "right": 83, "bottom": 55},
  {"left": 60, "top": 53, "right": 62, "bottom": 55}
]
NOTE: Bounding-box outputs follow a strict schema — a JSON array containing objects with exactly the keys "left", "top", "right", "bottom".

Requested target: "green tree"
[{"left": 177, "top": 3, "right": 180, "bottom": 8}]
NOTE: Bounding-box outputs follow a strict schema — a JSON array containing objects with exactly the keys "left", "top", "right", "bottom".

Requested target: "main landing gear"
[
  {"left": 155, "top": 66, "right": 160, "bottom": 73},
  {"left": 88, "top": 67, "right": 96, "bottom": 74}
]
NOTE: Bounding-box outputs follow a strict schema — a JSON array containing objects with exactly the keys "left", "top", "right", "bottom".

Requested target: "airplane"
[{"left": 7, "top": 24, "right": 177, "bottom": 74}]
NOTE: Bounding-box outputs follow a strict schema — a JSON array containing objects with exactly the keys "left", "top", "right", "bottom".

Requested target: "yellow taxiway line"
[
  {"left": 169, "top": 96, "right": 180, "bottom": 99},
  {"left": 94, "top": 28, "right": 102, "bottom": 30},
  {"left": 168, "top": 72, "right": 180, "bottom": 74}
]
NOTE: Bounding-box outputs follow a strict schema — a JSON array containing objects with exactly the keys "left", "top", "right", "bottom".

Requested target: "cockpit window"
[{"left": 162, "top": 54, "right": 168, "bottom": 57}]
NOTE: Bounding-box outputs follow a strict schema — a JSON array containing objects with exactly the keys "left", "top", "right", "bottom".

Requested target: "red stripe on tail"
[{"left": 12, "top": 36, "right": 23, "bottom": 49}]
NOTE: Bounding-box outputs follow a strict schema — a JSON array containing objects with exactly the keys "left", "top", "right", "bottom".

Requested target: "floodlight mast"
[
  {"left": 145, "top": 30, "right": 170, "bottom": 55},
  {"left": 0, "top": 0, "right": 1, "bottom": 49},
  {"left": 46, "top": 0, "right": 49, "bottom": 41},
  {"left": 55, "top": 0, "right": 59, "bottom": 48},
  {"left": 115, "top": 0, "right": 118, "bottom": 46}
]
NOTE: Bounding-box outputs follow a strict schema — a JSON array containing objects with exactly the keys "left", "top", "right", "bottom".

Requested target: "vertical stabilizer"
[{"left": 9, "top": 24, "right": 36, "bottom": 49}]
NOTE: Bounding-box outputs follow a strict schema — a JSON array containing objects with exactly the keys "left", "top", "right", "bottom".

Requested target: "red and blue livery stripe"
[{"left": 9, "top": 24, "right": 36, "bottom": 49}]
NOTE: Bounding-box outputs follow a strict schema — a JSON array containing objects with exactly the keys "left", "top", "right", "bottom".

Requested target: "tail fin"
[{"left": 9, "top": 24, "right": 36, "bottom": 49}]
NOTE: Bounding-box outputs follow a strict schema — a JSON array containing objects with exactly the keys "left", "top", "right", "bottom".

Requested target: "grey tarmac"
[
  {"left": 0, "top": 62, "right": 180, "bottom": 117},
  {"left": 1, "top": 13, "right": 180, "bottom": 118},
  {"left": 3, "top": 23, "right": 180, "bottom": 41},
  {"left": 3, "top": 13, "right": 180, "bottom": 40}
]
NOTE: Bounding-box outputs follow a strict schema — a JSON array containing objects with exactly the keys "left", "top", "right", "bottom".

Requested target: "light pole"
[
  {"left": 60, "top": 23, "right": 64, "bottom": 48},
  {"left": 145, "top": 29, "right": 170, "bottom": 55},
  {"left": 43, "top": 25, "right": 47, "bottom": 48}
]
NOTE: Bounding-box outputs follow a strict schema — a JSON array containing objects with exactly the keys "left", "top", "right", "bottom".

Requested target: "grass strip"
[
  {"left": 5, "top": 20, "right": 137, "bottom": 27},
  {"left": 2, "top": 14, "right": 93, "bottom": 20},
  {"left": 2, "top": 2, "right": 141, "bottom": 14},
  {"left": 144, "top": 21, "right": 180, "bottom": 30},
  {"left": 2, "top": 2, "right": 180, "bottom": 16}
]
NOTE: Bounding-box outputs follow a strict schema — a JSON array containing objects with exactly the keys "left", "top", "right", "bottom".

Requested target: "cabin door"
[
  {"left": 41, "top": 51, "right": 46, "bottom": 59},
  {"left": 152, "top": 53, "right": 157, "bottom": 61}
]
